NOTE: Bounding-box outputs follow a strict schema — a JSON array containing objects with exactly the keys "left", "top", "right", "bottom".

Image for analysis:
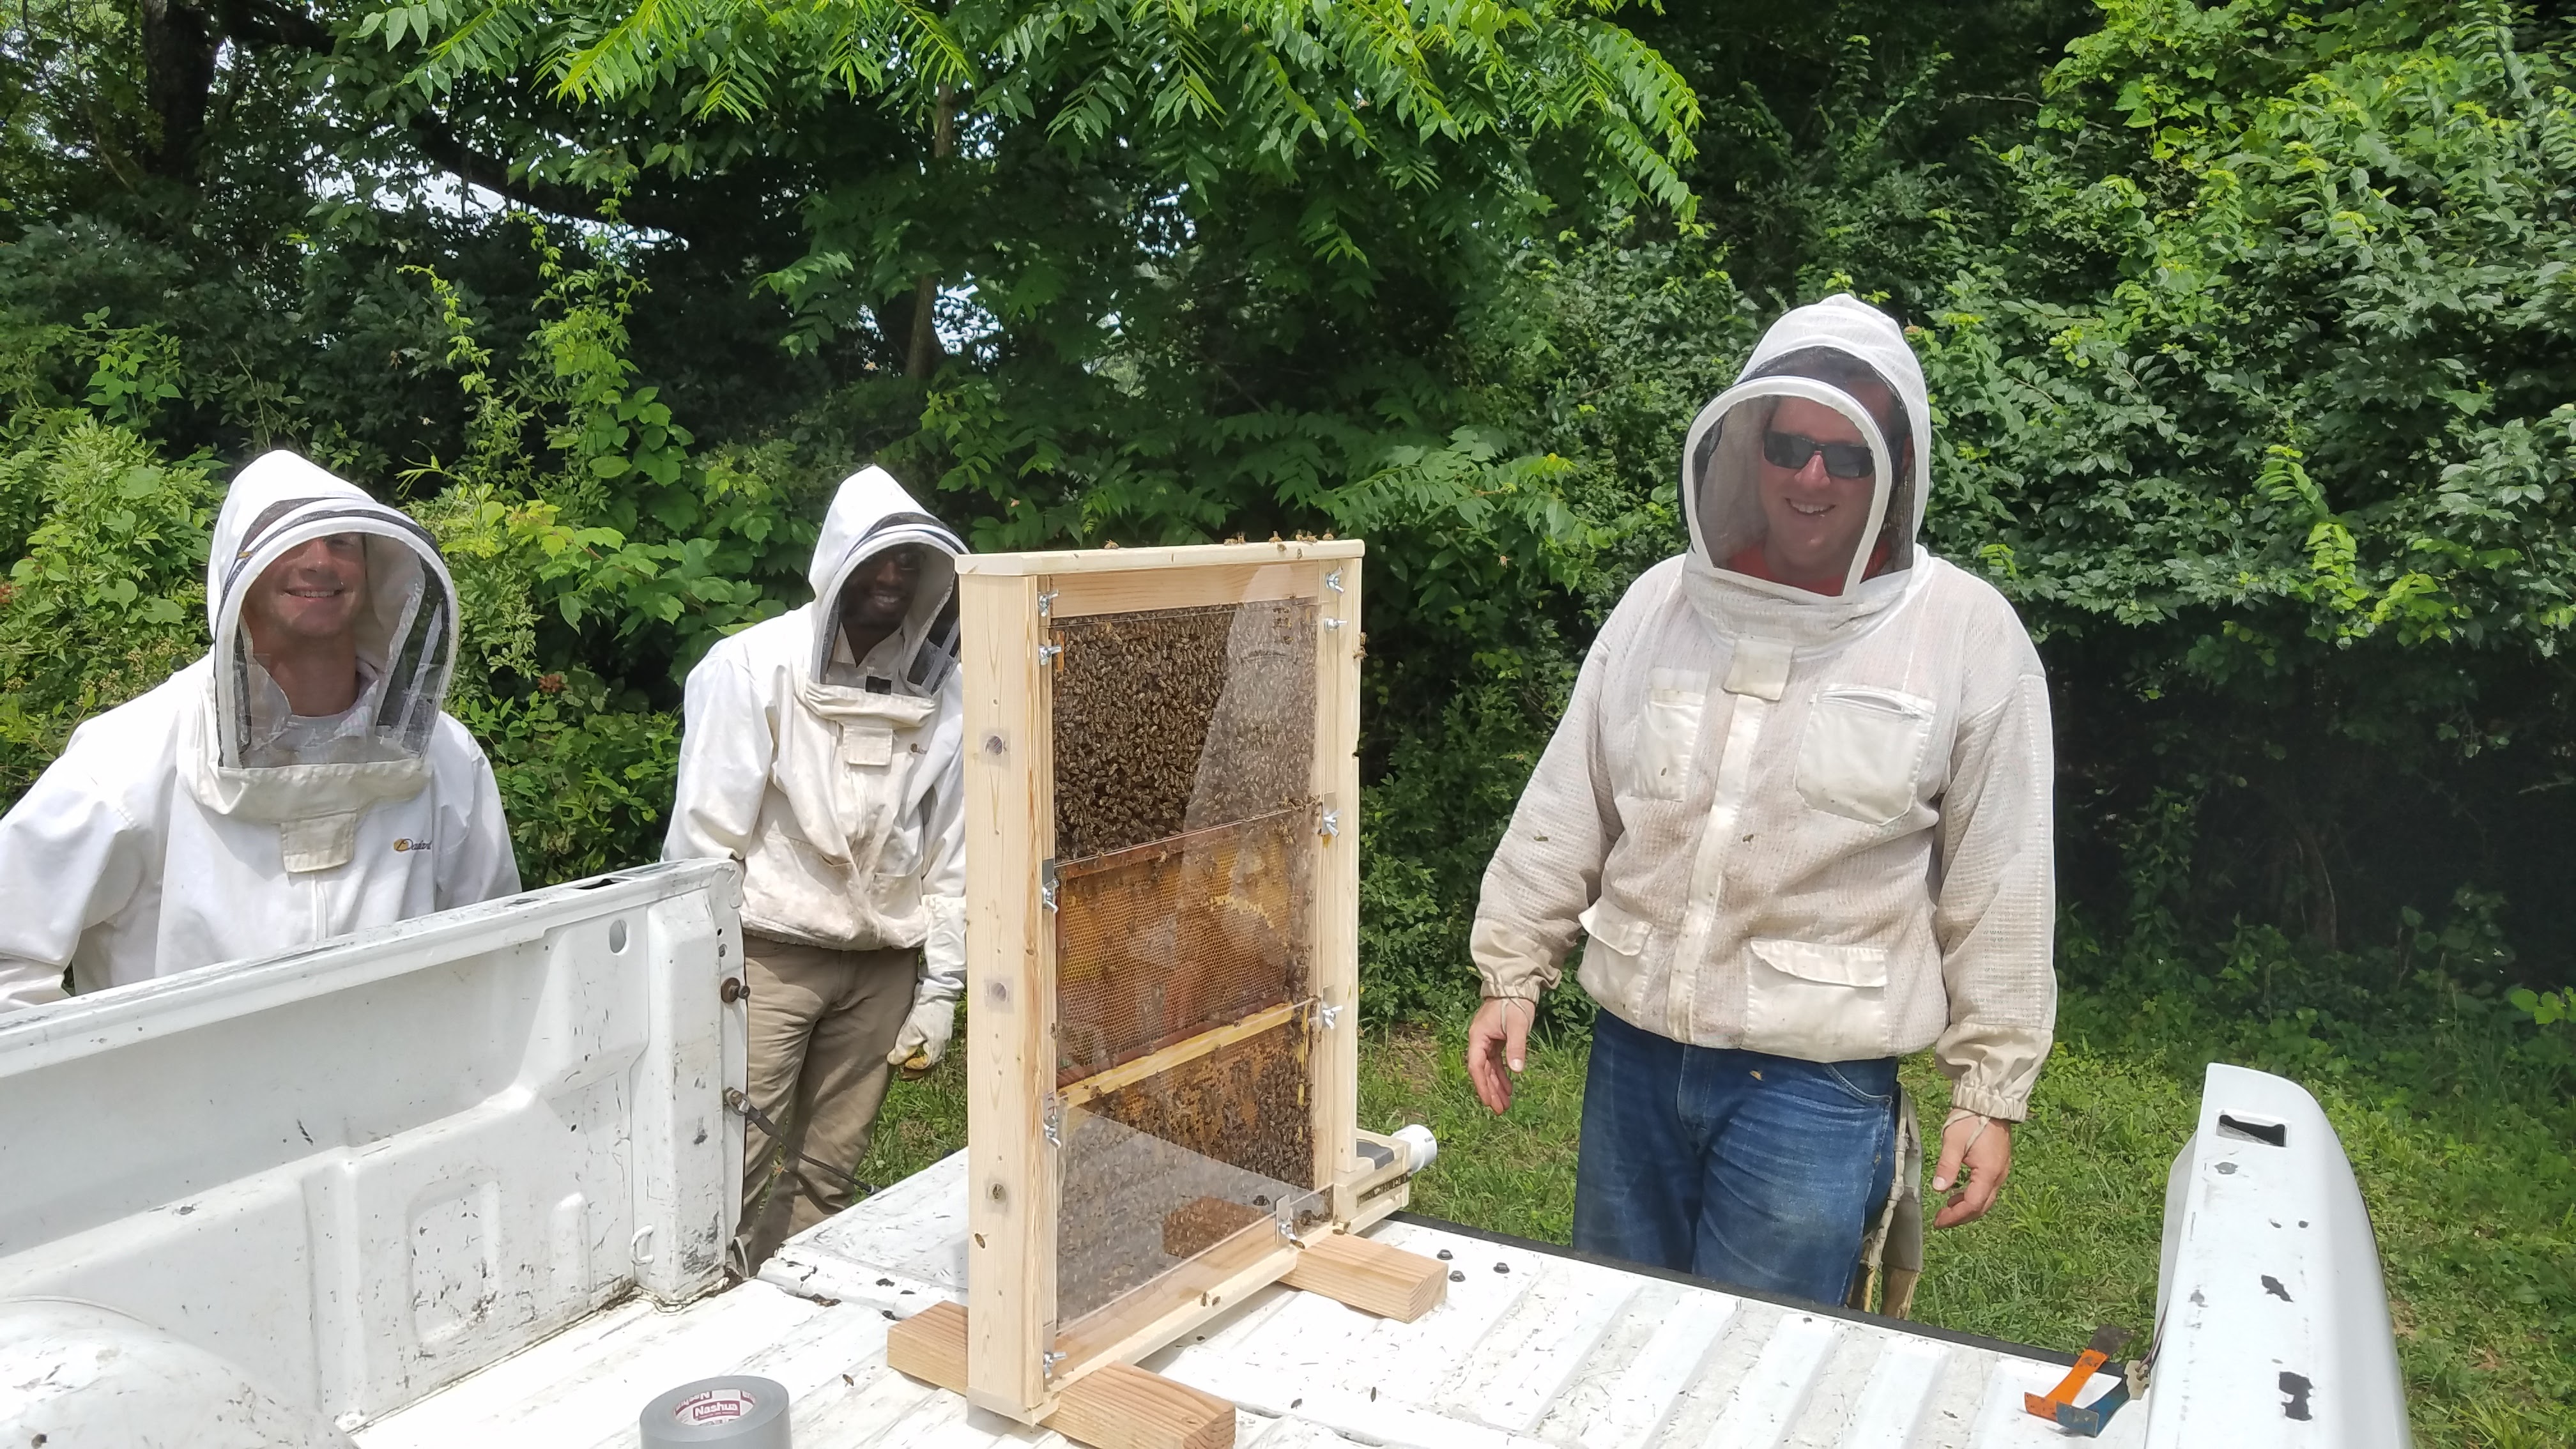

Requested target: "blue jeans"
[{"left": 1573, "top": 1008, "right": 1897, "bottom": 1303}]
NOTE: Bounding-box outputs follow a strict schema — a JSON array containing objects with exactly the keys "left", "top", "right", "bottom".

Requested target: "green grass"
[{"left": 854, "top": 1000, "right": 2575, "bottom": 1449}]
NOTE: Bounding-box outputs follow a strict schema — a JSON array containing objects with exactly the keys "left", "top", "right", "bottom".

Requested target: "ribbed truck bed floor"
[{"left": 358, "top": 1152, "right": 2138, "bottom": 1449}]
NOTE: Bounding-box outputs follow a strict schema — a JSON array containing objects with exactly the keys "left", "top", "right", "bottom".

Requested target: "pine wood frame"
[{"left": 956, "top": 539, "right": 1365, "bottom": 1423}]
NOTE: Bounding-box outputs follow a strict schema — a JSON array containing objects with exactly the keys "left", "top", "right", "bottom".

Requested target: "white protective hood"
[
  {"left": 664, "top": 466, "right": 970, "bottom": 967},
  {"left": 185, "top": 452, "right": 459, "bottom": 870},
  {"left": 1678, "top": 293, "right": 1934, "bottom": 611},
  {"left": 802, "top": 467, "right": 966, "bottom": 698}
]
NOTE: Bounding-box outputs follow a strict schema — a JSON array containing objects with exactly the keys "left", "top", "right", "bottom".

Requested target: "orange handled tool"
[{"left": 2023, "top": 1325, "right": 2139, "bottom": 1438}]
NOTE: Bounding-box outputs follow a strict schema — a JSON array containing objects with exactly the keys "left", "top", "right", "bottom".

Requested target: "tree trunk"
[
  {"left": 138, "top": 0, "right": 221, "bottom": 180},
  {"left": 905, "top": 83, "right": 957, "bottom": 379}
]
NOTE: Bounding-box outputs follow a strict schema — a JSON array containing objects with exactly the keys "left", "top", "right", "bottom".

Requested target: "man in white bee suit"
[
  {"left": 1466, "top": 296, "right": 2055, "bottom": 1312},
  {"left": 665, "top": 466, "right": 967, "bottom": 1273},
  {"left": 0, "top": 450, "right": 521, "bottom": 1011}
]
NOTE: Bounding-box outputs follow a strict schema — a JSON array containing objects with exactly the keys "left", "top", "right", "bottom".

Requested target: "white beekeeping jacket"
[
  {"left": 1471, "top": 295, "right": 2058, "bottom": 1119},
  {"left": 663, "top": 467, "right": 967, "bottom": 1004},
  {"left": 0, "top": 451, "right": 521, "bottom": 1012}
]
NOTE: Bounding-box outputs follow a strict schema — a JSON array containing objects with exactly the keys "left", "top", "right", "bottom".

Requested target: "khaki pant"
[{"left": 738, "top": 933, "right": 916, "bottom": 1273}]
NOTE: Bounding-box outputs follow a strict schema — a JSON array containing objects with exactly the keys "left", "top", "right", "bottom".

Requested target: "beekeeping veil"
[
  {"left": 803, "top": 466, "right": 966, "bottom": 700},
  {"left": 1680, "top": 294, "right": 1932, "bottom": 600},
  {"left": 180, "top": 450, "right": 458, "bottom": 872}
]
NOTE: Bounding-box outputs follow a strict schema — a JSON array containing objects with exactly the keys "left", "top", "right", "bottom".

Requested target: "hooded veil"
[
  {"left": 183, "top": 452, "right": 460, "bottom": 871},
  {"left": 1680, "top": 295, "right": 1933, "bottom": 600}
]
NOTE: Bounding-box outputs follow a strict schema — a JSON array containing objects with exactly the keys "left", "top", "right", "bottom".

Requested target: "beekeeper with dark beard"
[{"left": 664, "top": 466, "right": 968, "bottom": 1273}]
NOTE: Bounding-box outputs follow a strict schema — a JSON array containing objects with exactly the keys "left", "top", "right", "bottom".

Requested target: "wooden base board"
[
  {"left": 1282, "top": 1231, "right": 1448, "bottom": 1321},
  {"left": 887, "top": 1301, "right": 1234, "bottom": 1449}
]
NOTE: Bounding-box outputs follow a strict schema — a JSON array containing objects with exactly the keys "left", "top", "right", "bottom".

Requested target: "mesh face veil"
[
  {"left": 808, "top": 512, "right": 965, "bottom": 698},
  {"left": 208, "top": 498, "right": 456, "bottom": 772},
  {"left": 1683, "top": 353, "right": 1919, "bottom": 597},
  {"left": 1685, "top": 378, "right": 1909, "bottom": 594}
]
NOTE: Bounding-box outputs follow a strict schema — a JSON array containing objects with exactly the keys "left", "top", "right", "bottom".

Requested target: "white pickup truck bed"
[
  {"left": 363, "top": 1152, "right": 2137, "bottom": 1449},
  {"left": 0, "top": 862, "right": 2405, "bottom": 1449}
]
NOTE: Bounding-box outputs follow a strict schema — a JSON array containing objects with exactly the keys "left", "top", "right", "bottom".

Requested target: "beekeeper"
[
  {"left": 665, "top": 466, "right": 967, "bottom": 1273},
  {"left": 0, "top": 450, "right": 520, "bottom": 1011},
  {"left": 1465, "top": 295, "right": 2057, "bottom": 1308}
]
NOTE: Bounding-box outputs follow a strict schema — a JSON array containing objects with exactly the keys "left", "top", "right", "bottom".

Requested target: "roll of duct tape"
[{"left": 638, "top": 1376, "right": 792, "bottom": 1448}]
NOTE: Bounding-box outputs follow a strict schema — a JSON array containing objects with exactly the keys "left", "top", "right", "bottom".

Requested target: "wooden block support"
[
  {"left": 1280, "top": 1231, "right": 1448, "bottom": 1322},
  {"left": 889, "top": 1302, "right": 1235, "bottom": 1449}
]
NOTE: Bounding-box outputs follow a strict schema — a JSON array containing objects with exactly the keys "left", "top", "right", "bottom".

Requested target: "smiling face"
[
  {"left": 1756, "top": 390, "right": 1904, "bottom": 590},
  {"left": 837, "top": 545, "right": 925, "bottom": 657},
  {"left": 240, "top": 534, "right": 368, "bottom": 651}
]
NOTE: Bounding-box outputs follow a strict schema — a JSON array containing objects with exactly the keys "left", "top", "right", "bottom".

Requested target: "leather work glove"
[{"left": 887, "top": 995, "right": 957, "bottom": 1078}]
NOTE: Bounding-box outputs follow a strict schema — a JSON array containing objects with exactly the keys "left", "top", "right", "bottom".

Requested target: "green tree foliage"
[
  {"left": 1915, "top": 0, "right": 2576, "bottom": 965},
  {"left": 4, "top": 0, "right": 2573, "bottom": 1048}
]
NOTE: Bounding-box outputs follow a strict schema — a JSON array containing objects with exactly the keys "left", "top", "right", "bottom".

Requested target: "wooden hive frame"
[{"left": 930, "top": 539, "right": 1434, "bottom": 1432}]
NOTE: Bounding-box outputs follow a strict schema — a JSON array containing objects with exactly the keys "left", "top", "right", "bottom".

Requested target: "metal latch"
[
  {"left": 1038, "top": 641, "right": 1064, "bottom": 665},
  {"left": 1039, "top": 859, "right": 1059, "bottom": 912},
  {"left": 1319, "top": 808, "right": 1340, "bottom": 839},
  {"left": 1041, "top": 1094, "right": 1063, "bottom": 1149},
  {"left": 1319, "top": 1003, "right": 1342, "bottom": 1029},
  {"left": 1038, "top": 590, "right": 1058, "bottom": 617},
  {"left": 1041, "top": 1349, "right": 1067, "bottom": 1377},
  {"left": 1324, "top": 569, "right": 1344, "bottom": 594}
]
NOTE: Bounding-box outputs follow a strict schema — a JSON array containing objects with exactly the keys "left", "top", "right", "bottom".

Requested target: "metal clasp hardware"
[
  {"left": 1319, "top": 808, "right": 1340, "bottom": 839},
  {"left": 1322, "top": 617, "right": 1344, "bottom": 631},
  {"left": 1319, "top": 1004, "right": 1342, "bottom": 1029},
  {"left": 1324, "top": 569, "right": 1344, "bottom": 594},
  {"left": 1038, "top": 642, "right": 1064, "bottom": 665},
  {"left": 1041, "top": 1349, "right": 1067, "bottom": 1377},
  {"left": 1039, "top": 859, "right": 1059, "bottom": 912},
  {"left": 1038, "top": 590, "right": 1058, "bottom": 617},
  {"left": 1042, "top": 1095, "right": 1064, "bottom": 1149}
]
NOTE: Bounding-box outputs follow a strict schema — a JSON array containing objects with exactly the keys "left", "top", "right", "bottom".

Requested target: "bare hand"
[
  {"left": 1930, "top": 1110, "right": 2014, "bottom": 1229},
  {"left": 1466, "top": 997, "right": 1535, "bottom": 1114}
]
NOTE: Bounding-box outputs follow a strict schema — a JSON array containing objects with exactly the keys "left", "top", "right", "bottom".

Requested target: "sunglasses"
[{"left": 1762, "top": 430, "right": 1876, "bottom": 479}]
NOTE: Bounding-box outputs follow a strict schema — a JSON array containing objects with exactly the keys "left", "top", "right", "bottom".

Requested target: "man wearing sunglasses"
[{"left": 1463, "top": 295, "right": 2057, "bottom": 1317}]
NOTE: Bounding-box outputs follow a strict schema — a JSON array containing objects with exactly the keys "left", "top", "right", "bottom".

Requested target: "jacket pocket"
[
  {"left": 1743, "top": 938, "right": 1890, "bottom": 1062},
  {"left": 838, "top": 720, "right": 896, "bottom": 768},
  {"left": 1578, "top": 897, "right": 1653, "bottom": 958},
  {"left": 1633, "top": 668, "right": 1709, "bottom": 801},
  {"left": 1795, "top": 686, "right": 1934, "bottom": 827}
]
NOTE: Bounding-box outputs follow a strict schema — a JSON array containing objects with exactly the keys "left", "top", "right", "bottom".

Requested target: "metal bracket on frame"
[
  {"left": 1041, "top": 1094, "right": 1064, "bottom": 1149},
  {"left": 1039, "top": 859, "right": 1059, "bottom": 913},
  {"left": 1318, "top": 808, "right": 1340, "bottom": 839}
]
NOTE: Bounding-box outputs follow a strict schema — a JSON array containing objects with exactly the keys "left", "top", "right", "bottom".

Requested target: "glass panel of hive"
[
  {"left": 1052, "top": 1016, "right": 1322, "bottom": 1334},
  {"left": 1051, "top": 808, "right": 1313, "bottom": 1085},
  {"left": 1049, "top": 597, "right": 1318, "bottom": 859}
]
